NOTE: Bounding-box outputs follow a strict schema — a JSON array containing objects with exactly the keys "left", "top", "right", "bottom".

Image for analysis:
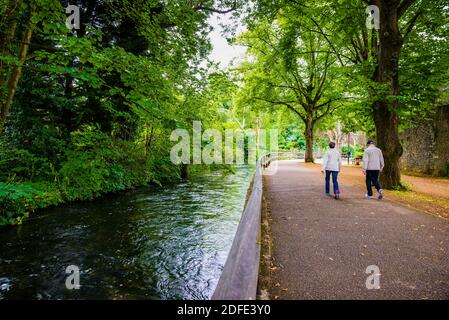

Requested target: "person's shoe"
[
  {"left": 334, "top": 193, "right": 340, "bottom": 200},
  {"left": 365, "top": 194, "right": 375, "bottom": 199},
  {"left": 378, "top": 189, "right": 383, "bottom": 200},
  {"left": 325, "top": 193, "right": 332, "bottom": 197}
]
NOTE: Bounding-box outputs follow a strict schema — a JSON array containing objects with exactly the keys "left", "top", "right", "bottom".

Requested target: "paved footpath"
[{"left": 264, "top": 160, "right": 449, "bottom": 299}]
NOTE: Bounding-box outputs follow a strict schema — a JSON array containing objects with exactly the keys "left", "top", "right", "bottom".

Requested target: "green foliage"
[
  {"left": 0, "top": 183, "right": 42, "bottom": 226},
  {"left": 341, "top": 145, "right": 365, "bottom": 158},
  {"left": 315, "top": 136, "right": 332, "bottom": 153},
  {"left": 0, "top": 148, "right": 54, "bottom": 181},
  {"left": 279, "top": 126, "right": 305, "bottom": 150},
  {"left": 391, "top": 181, "right": 411, "bottom": 192},
  {"left": 0, "top": 124, "right": 181, "bottom": 226},
  {"left": 0, "top": 1, "right": 247, "bottom": 226},
  {"left": 59, "top": 126, "right": 157, "bottom": 201},
  {"left": 1, "top": 0, "right": 448, "bottom": 224}
]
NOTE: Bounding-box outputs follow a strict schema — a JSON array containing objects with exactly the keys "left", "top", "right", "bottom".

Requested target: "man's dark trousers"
[{"left": 366, "top": 170, "right": 382, "bottom": 196}]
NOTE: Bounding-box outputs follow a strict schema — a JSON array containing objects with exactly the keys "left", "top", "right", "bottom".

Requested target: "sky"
[{"left": 207, "top": 13, "right": 247, "bottom": 69}]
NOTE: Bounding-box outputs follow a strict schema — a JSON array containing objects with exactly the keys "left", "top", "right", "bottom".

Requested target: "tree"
[
  {"left": 0, "top": 0, "right": 66, "bottom": 132},
  {"left": 248, "top": 0, "right": 448, "bottom": 186},
  {"left": 318, "top": 0, "right": 448, "bottom": 187},
  {"left": 236, "top": 14, "right": 346, "bottom": 162}
]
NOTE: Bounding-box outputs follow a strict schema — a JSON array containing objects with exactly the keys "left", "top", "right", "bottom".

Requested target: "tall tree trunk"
[
  {"left": 304, "top": 115, "right": 314, "bottom": 162},
  {"left": 63, "top": 67, "right": 75, "bottom": 133},
  {"left": 0, "top": 24, "right": 34, "bottom": 132},
  {"left": 180, "top": 164, "right": 188, "bottom": 179},
  {"left": 0, "top": 0, "right": 22, "bottom": 109},
  {"left": 372, "top": 0, "right": 404, "bottom": 188},
  {"left": 144, "top": 124, "right": 154, "bottom": 154}
]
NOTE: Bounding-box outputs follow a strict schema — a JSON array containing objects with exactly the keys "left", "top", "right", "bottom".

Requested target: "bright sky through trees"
[{"left": 208, "top": 13, "right": 246, "bottom": 69}]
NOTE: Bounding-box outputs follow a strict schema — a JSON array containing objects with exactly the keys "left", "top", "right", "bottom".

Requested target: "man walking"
[
  {"left": 363, "top": 140, "right": 384, "bottom": 200},
  {"left": 321, "top": 142, "right": 342, "bottom": 199}
]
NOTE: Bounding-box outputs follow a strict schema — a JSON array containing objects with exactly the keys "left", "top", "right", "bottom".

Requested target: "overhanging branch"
[
  {"left": 402, "top": 9, "right": 422, "bottom": 39},
  {"left": 254, "top": 97, "right": 305, "bottom": 121},
  {"left": 397, "top": 0, "right": 417, "bottom": 19},
  {"left": 193, "top": 1, "right": 237, "bottom": 14}
]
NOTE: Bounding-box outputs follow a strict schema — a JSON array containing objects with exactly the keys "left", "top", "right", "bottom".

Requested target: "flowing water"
[{"left": 0, "top": 167, "right": 254, "bottom": 300}]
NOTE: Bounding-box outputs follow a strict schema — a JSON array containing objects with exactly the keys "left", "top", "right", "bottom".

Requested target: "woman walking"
[{"left": 321, "top": 142, "right": 342, "bottom": 199}]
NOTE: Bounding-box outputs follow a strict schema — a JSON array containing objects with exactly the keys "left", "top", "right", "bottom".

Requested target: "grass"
[{"left": 384, "top": 189, "right": 449, "bottom": 220}]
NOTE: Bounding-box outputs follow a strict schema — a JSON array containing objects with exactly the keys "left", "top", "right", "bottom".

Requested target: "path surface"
[
  {"left": 264, "top": 160, "right": 449, "bottom": 300},
  {"left": 401, "top": 175, "right": 449, "bottom": 200}
]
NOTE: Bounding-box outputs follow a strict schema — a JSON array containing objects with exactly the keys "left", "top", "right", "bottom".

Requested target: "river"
[{"left": 0, "top": 166, "right": 254, "bottom": 300}]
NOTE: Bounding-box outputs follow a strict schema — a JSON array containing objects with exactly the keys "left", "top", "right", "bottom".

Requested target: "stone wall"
[
  {"left": 433, "top": 105, "right": 449, "bottom": 176},
  {"left": 399, "top": 105, "right": 449, "bottom": 176}
]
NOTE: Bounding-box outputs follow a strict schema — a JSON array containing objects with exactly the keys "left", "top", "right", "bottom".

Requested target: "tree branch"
[
  {"left": 402, "top": 10, "right": 422, "bottom": 39},
  {"left": 310, "top": 17, "right": 345, "bottom": 66},
  {"left": 314, "top": 99, "right": 333, "bottom": 110},
  {"left": 314, "top": 53, "right": 331, "bottom": 101},
  {"left": 314, "top": 103, "right": 340, "bottom": 122},
  {"left": 397, "top": 0, "right": 416, "bottom": 19},
  {"left": 268, "top": 82, "right": 300, "bottom": 93},
  {"left": 193, "top": 1, "right": 237, "bottom": 14},
  {"left": 292, "top": 50, "right": 355, "bottom": 63},
  {"left": 254, "top": 97, "right": 305, "bottom": 121}
]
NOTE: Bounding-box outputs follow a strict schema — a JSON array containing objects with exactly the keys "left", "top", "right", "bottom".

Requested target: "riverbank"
[
  {"left": 0, "top": 174, "right": 156, "bottom": 228},
  {"left": 0, "top": 158, "right": 240, "bottom": 228},
  {"left": 0, "top": 127, "right": 185, "bottom": 227}
]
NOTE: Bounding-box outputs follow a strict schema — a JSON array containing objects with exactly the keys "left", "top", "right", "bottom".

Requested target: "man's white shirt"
[{"left": 363, "top": 145, "right": 385, "bottom": 171}]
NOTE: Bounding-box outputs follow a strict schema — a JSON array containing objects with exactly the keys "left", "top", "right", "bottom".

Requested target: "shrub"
[
  {"left": 0, "top": 182, "right": 64, "bottom": 227},
  {"left": 391, "top": 181, "right": 411, "bottom": 192},
  {"left": 59, "top": 151, "right": 111, "bottom": 201},
  {"left": 59, "top": 126, "right": 155, "bottom": 201},
  {"left": 0, "top": 148, "right": 56, "bottom": 181},
  {"left": 0, "top": 183, "right": 42, "bottom": 226},
  {"left": 341, "top": 145, "right": 365, "bottom": 157},
  {"left": 0, "top": 125, "right": 181, "bottom": 227}
]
